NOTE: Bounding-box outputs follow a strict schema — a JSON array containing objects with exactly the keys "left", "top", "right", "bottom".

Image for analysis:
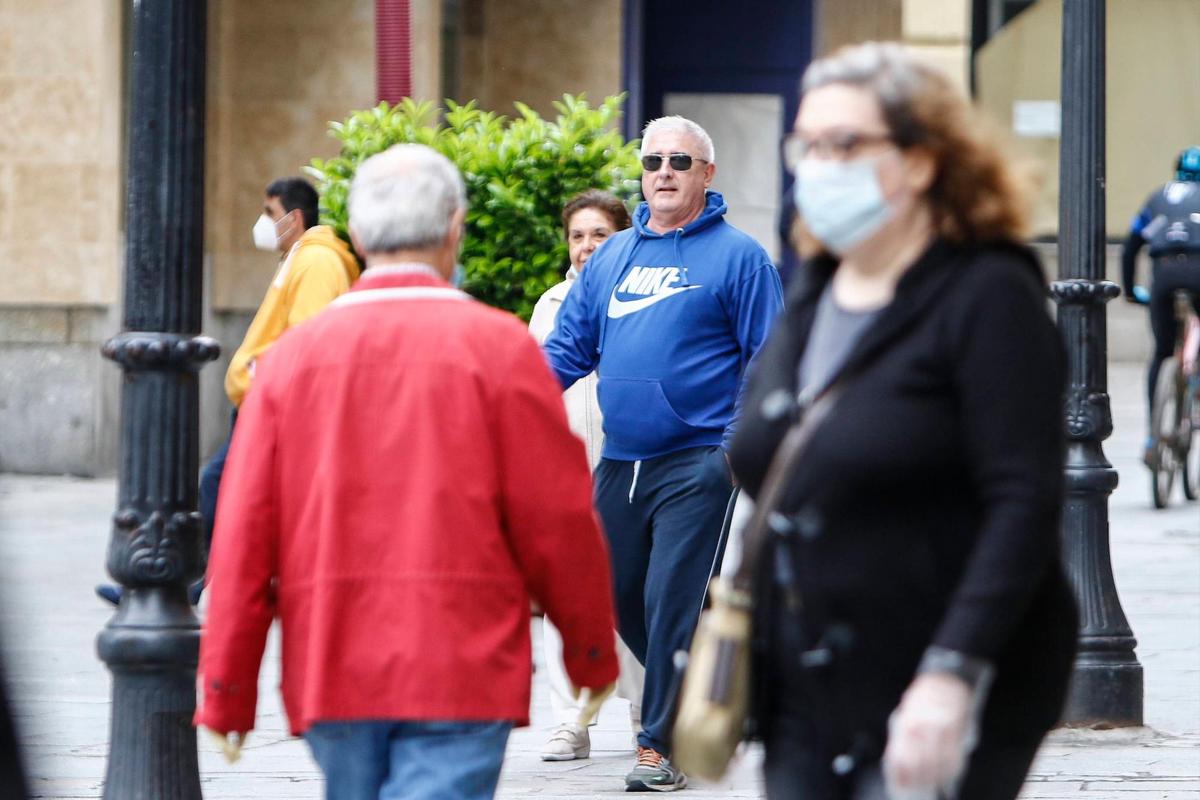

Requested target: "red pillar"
[{"left": 376, "top": 0, "right": 412, "bottom": 104}]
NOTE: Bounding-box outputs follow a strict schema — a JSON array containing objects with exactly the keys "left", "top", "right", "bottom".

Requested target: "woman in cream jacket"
[{"left": 529, "top": 190, "right": 645, "bottom": 761}]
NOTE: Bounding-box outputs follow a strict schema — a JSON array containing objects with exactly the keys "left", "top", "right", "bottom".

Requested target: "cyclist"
[{"left": 1122, "top": 146, "right": 1200, "bottom": 463}]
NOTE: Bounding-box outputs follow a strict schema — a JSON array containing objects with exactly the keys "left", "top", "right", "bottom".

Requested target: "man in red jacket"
[{"left": 195, "top": 144, "right": 620, "bottom": 800}]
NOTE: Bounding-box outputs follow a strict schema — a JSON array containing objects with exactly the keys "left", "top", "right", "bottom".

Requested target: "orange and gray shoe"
[{"left": 625, "top": 746, "right": 687, "bottom": 792}]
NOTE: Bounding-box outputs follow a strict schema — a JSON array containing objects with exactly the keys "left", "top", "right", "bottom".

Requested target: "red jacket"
[{"left": 195, "top": 267, "right": 619, "bottom": 736}]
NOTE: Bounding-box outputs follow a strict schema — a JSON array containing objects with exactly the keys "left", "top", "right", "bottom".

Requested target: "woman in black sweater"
[{"left": 728, "top": 42, "right": 1078, "bottom": 799}]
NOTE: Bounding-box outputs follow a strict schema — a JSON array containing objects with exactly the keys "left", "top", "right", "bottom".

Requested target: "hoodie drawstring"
[
  {"left": 673, "top": 229, "right": 689, "bottom": 284},
  {"left": 628, "top": 460, "right": 642, "bottom": 503}
]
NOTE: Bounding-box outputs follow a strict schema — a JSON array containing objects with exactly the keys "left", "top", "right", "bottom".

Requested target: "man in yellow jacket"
[
  {"left": 209, "top": 176, "right": 361, "bottom": 539},
  {"left": 96, "top": 177, "right": 360, "bottom": 606},
  {"left": 224, "top": 178, "right": 361, "bottom": 406}
]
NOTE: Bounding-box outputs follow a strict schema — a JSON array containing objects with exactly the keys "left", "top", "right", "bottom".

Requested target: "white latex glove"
[
  {"left": 203, "top": 727, "right": 247, "bottom": 764},
  {"left": 573, "top": 682, "right": 616, "bottom": 728},
  {"left": 882, "top": 673, "right": 974, "bottom": 799}
]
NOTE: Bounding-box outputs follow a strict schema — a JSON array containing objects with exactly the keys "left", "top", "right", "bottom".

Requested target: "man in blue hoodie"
[{"left": 543, "top": 116, "right": 784, "bottom": 791}]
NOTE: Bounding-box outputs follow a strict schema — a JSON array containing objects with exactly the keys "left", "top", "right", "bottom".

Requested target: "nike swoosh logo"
[{"left": 607, "top": 285, "right": 701, "bottom": 318}]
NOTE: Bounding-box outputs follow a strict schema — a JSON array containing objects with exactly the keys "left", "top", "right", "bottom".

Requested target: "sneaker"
[
  {"left": 95, "top": 583, "right": 204, "bottom": 606},
  {"left": 625, "top": 746, "right": 687, "bottom": 792},
  {"left": 540, "top": 723, "right": 590, "bottom": 761},
  {"left": 95, "top": 584, "right": 121, "bottom": 606}
]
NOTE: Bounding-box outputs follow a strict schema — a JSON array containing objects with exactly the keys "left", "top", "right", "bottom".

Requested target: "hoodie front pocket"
[{"left": 598, "top": 377, "right": 702, "bottom": 452}]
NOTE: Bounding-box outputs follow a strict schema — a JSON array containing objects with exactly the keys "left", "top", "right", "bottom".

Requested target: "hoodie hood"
[
  {"left": 296, "top": 225, "right": 362, "bottom": 282},
  {"left": 632, "top": 191, "right": 728, "bottom": 238}
]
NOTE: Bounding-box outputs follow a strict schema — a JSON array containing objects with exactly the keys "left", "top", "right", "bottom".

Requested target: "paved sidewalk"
[{"left": 0, "top": 363, "right": 1196, "bottom": 799}]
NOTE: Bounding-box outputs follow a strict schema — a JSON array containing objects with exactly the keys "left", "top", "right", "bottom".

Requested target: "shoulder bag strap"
[{"left": 730, "top": 383, "right": 843, "bottom": 594}]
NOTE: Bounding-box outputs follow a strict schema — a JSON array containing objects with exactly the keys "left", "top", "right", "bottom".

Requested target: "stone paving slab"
[{"left": 0, "top": 364, "right": 1196, "bottom": 798}]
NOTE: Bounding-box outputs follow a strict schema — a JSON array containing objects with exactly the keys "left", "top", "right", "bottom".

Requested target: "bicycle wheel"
[
  {"left": 1182, "top": 377, "right": 1199, "bottom": 501},
  {"left": 1150, "top": 357, "right": 1179, "bottom": 509}
]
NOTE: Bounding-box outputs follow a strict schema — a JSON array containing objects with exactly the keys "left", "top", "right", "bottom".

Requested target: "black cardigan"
[{"left": 729, "top": 239, "right": 1078, "bottom": 751}]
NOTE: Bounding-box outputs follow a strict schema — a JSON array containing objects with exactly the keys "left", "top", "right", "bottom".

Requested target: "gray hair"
[
  {"left": 801, "top": 41, "right": 941, "bottom": 148},
  {"left": 349, "top": 144, "right": 467, "bottom": 253},
  {"left": 640, "top": 116, "right": 716, "bottom": 163}
]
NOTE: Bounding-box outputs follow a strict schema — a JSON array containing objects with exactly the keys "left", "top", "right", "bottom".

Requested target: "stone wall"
[
  {"left": 817, "top": 0, "right": 969, "bottom": 89},
  {"left": 205, "top": 0, "right": 376, "bottom": 314},
  {"left": 0, "top": 0, "right": 123, "bottom": 474},
  {"left": 452, "top": 0, "right": 622, "bottom": 119},
  {"left": 0, "top": 0, "right": 123, "bottom": 308},
  {"left": 200, "top": 0, "right": 377, "bottom": 460},
  {"left": 976, "top": 0, "right": 1200, "bottom": 237},
  {"left": 0, "top": 307, "right": 120, "bottom": 476},
  {"left": 817, "top": 0, "right": 903, "bottom": 55},
  {"left": 0, "top": 0, "right": 381, "bottom": 474}
]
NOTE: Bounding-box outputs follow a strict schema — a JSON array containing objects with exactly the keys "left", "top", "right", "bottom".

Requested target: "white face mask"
[
  {"left": 794, "top": 156, "right": 895, "bottom": 255},
  {"left": 252, "top": 214, "right": 280, "bottom": 251}
]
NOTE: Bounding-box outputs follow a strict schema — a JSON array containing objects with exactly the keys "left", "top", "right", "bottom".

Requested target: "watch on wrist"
[{"left": 917, "top": 646, "right": 995, "bottom": 691}]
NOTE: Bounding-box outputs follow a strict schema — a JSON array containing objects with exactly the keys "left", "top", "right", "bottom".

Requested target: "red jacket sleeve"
[
  {"left": 194, "top": 369, "right": 281, "bottom": 735},
  {"left": 492, "top": 333, "right": 620, "bottom": 691}
]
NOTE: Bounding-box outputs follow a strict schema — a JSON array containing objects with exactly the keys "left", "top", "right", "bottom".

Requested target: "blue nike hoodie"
[{"left": 543, "top": 191, "right": 784, "bottom": 461}]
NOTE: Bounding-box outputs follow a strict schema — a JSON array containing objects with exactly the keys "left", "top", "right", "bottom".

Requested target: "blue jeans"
[
  {"left": 199, "top": 409, "right": 236, "bottom": 559},
  {"left": 304, "top": 720, "right": 512, "bottom": 800}
]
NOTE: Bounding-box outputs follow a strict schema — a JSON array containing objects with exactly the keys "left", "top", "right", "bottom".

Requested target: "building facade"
[{"left": 0, "top": 0, "right": 1188, "bottom": 474}]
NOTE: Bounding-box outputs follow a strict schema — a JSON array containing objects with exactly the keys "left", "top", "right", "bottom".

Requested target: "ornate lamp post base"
[
  {"left": 98, "top": 628, "right": 201, "bottom": 797},
  {"left": 1065, "top": 655, "right": 1144, "bottom": 728},
  {"left": 1050, "top": 277, "right": 1144, "bottom": 726}
]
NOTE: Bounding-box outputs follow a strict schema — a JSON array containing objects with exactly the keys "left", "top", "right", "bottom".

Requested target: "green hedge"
[{"left": 307, "top": 94, "right": 641, "bottom": 320}]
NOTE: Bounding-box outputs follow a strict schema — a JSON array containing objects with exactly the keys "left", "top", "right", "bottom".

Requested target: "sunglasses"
[{"left": 641, "top": 153, "right": 709, "bottom": 172}]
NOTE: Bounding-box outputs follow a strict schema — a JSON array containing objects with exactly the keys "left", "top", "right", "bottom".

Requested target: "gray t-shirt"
[{"left": 797, "top": 283, "right": 883, "bottom": 396}]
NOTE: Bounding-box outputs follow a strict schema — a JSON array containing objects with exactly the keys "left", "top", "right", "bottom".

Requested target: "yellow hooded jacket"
[{"left": 224, "top": 226, "right": 360, "bottom": 406}]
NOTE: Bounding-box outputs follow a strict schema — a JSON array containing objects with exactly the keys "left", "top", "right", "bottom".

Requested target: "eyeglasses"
[
  {"left": 641, "top": 153, "right": 709, "bottom": 172},
  {"left": 782, "top": 131, "right": 895, "bottom": 169}
]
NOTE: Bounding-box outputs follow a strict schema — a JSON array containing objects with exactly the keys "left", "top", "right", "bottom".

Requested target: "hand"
[
  {"left": 203, "top": 726, "right": 247, "bottom": 764},
  {"left": 883, "top": 673, "right": 973, "bottom": 796},
  {"left": 573, "top": 682, "right": 616, "bottom": 728}
]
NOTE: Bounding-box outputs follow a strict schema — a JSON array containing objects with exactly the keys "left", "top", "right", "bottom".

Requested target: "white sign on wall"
[{"left": 1013, "top": 100, "right": 1061, "bottom": 138}]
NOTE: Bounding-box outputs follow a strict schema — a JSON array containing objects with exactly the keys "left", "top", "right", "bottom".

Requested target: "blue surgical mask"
[
  {"left": 794, "top": 157, "right": 895, "bottom": 254},
  {"left": 451, "top": 262, "right": 466, "bottom": 288}
]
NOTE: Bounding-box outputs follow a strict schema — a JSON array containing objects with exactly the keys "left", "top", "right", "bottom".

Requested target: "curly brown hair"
[
  {"left": 800, "top": 42, "right": 1036, "bottom": 247},
  {"left": 561, "top": 189, "right": 632, "bottom": 237}
]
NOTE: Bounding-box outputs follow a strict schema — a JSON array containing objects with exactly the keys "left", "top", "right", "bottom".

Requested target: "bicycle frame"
[
  {"left": 1149, "top": 291, "right": 1200, "bottom": 508},
  {"left": 1180, "top": 300, "right": 1199, "bottom": 376}
]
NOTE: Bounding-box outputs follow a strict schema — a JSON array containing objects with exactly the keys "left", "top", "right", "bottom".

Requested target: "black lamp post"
[
  {"left": 1050, "top": 0, "right": 1144, "bottom": 727},
  {"left": 96, "top": 2, "right": 216, "bottom": 796}
]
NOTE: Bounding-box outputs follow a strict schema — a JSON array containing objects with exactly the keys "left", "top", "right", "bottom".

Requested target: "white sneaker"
[{"left": 540, "top": 723, "right": 590, "bottom": 761}]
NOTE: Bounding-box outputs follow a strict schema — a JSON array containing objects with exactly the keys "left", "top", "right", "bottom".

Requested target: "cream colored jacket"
[{"left": 529, "top": 268, "right": 604, "bottom": 469}]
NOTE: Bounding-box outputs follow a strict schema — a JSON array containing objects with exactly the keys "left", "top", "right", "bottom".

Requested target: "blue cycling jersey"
[{"left": 1129, "top": 181, "right": 1200, "bottom": 257}]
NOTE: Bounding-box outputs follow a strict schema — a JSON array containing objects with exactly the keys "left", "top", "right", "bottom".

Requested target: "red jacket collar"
[{"left": 352, "top": 263, "right": 449, "bottom": 292}]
